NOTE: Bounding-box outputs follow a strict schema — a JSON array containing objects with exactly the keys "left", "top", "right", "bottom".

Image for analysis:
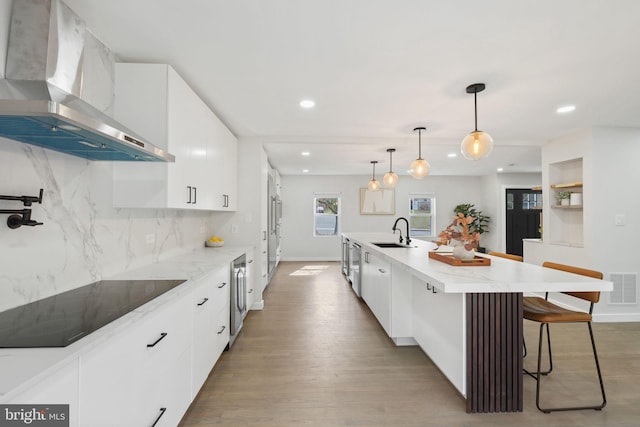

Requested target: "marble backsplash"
[{"left": 0, "top": 137, "right": 221, "bottom": 312}]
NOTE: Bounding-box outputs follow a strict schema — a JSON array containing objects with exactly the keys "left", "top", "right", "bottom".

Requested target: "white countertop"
[
  {"left": 0, "top": 245, "right": 250, "bottom": 401},
  {"left": 343, "top": 233, "right": 613, "bottom": 294}
]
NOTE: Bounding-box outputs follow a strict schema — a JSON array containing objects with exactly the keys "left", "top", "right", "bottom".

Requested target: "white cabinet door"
[
  {"left": 6, "top": 360, "right": 80, "bottom": 427},
  {"left": 245, "top": 249, "right": 258, "bottom": 309},
  {"left": 361, "top": 250, "right": 391, "bottom": 334},
  {"left": 191, "top": 267, "right": 229, "bottom": 397},
  {"left": 113, "top": 63, "right": 236, "bottom": 211},
  {"left": 79, "top": 290, "right": 192, "bottom": 426},
  {"left": 412, "top": 276, "right": 465, "bottom": 395}
]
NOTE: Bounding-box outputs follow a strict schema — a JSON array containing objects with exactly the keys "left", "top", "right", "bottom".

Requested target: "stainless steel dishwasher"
[
  {"left": 229, "top": 254, "right": 247, "bottom": 347},
  {"left": 350, "top": 243, "right": 362, "bottom": 297}
]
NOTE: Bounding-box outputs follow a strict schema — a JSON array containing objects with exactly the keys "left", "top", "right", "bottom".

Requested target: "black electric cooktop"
[{"left": 0, "top": 279, "right": 186, "bottom": 348}]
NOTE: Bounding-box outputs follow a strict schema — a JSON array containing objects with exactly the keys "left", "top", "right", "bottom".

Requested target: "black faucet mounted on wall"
[{"left": 0, "top": 189, "right": 44, "bottom": 229}]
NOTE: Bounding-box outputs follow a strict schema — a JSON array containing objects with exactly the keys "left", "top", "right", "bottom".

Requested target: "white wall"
[
  {"left": 526, "top": 127, "right": 640, "bottom": 321},
  {"left": 280, "top": 174, "right": 496, "bottom": 261},
  {"left": 481, "top": 172, "right": 543, "bottom": 252}
]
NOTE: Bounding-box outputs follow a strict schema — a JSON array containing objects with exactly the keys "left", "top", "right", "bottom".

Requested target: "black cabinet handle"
[
  {"left": 187, "top": 186, "right": 192, "bottom": 204},
  {"left": 426, "top": 282, "right": 431, "bottom": 290},
  {"left": 197, "top": 297, "right": 209, "bottom": 306},
  {"left": 147, "top": 332, "right": 168, "bottom": 348},
  {"left": 151, "top": 407, "right": 167, "bottom": 427},
  {"left": 248, "top": 259, "right": 254, "bottom": 263},
  {"left": 248, "top": 288, "right": 253, "bottom": 293},
  {"left": 217, "top": 325, "right": 226, "bottom": 334},
  {"left": 193, "top": 186, "right": 197, "bottom": 204},
  {"left": 218, "top": 282, "right": 227, "bottom": 288}
]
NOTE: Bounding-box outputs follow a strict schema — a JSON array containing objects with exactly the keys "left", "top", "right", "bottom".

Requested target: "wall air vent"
[{"left": 609, "top": 273, "right": 637, "bottom": 304}]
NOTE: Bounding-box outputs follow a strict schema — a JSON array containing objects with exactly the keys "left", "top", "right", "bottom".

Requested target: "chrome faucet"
[{"left": 392, "top": 217, "right": 411, "bottom": 245}]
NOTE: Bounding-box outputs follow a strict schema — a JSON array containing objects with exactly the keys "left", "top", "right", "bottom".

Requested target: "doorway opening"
[{"left": 505, "top": 188, "right": 542, "bottom": 256}]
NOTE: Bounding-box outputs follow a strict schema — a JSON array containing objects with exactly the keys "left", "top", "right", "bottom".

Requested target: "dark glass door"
[{"left": 505, "top": 188, "right": 542, "bottom": 256}]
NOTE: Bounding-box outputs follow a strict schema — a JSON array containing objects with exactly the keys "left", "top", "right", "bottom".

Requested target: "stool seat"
[{"left": 523, "top": 297, "right": 592, "bottom": 323}]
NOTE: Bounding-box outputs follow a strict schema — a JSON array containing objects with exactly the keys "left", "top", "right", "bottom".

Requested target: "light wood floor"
[{"left": 180, "top": 261, "right": 640, "bottom": 427}]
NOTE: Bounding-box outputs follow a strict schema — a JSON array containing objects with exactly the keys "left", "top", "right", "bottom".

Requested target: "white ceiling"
[{"left": 64, "top": 0, "right": 640, "bottom": 176}]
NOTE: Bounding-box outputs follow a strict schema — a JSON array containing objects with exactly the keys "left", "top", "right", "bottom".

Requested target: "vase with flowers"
[{"left": 436, "top": 212, "right": 481, "bottom": 259}]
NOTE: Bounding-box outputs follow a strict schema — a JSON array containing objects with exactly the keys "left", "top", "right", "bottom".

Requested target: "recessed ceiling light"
[
  {"left": 299, "top": 99, "right": 315, "bottom": 109},
  {"left": 556, "top": 105, "right": 576, "bottom": 114},
  {"left": 497, "top": 167, "right": 504, "bottom": 172},
  {"left": 447, "top": 153, "right": 457, "bottom": 158},
  {"left": 301, "top": 151, "right": 310, "bottom": 156},
  {"left": 302, "top": 169, "right": 309, "bottom": 173}
]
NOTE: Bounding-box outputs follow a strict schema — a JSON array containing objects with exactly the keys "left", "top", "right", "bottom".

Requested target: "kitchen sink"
[{"left": 372, "top": 242, "right": 412, "bottom": 248}]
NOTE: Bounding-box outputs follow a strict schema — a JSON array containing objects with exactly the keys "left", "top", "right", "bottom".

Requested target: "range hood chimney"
[{"left": 0, "top": 0, "right": 174, "bottom": 162}]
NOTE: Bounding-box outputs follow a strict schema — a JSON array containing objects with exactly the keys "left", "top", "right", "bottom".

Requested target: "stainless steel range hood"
[{"left": 0, "top": 0, "right": 174, "bottom": 162}]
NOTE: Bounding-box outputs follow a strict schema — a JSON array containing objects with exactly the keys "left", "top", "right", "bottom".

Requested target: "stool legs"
[{"left": 527, "top": 322, "right": 607, "bottom": 413}]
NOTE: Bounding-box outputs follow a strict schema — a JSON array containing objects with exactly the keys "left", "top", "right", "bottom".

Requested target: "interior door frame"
[{"left": 497, "top": 183, "right": 541, "bottom": 254}]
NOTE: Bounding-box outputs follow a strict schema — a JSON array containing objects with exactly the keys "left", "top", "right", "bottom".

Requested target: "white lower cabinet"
[
  {"left": 361, "top": 250, "right": 391, "bottom": 334},
  {"left": 191, "top": 267, "right": 230, "bottom": 397},
  {"left": 79, "top": 290, "right": 193, "bottom": 426},
  {"left": 411, "top": 276, "right": 465, "bottom": 395},
  {"left": 6, "top": 360, "right": 80, "bottom": 427}
]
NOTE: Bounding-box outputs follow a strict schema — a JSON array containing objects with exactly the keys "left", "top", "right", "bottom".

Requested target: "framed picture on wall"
[{"left": 359, "top": 188, "right": 395, "bottom": 215}]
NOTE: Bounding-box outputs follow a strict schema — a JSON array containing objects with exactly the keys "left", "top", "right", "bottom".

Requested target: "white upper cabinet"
[{"left": 112, "top": 63, "right": 237, "bottom": 211}]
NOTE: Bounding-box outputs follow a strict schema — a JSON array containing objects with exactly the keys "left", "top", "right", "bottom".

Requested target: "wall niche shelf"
[
  {"left": 550, "top": 182, "right": 583, "bottom": 189},
  {"left": 548, "top": 158, "right": 583, "bottom": 247},
  {"left": 551, "top": 204, "right": 582, "bottom": 210}
]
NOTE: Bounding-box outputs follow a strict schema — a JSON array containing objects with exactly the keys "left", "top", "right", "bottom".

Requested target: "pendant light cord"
[
  {"left": 474, "top": 92, "right": 479, "bottom": 132},
  {"left": 418, "top": 128, "right": 423, "bottom": 159}
]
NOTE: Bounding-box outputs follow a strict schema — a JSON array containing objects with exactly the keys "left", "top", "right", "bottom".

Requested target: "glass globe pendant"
[
  {"left": 410, "top": 127, "right": 430, "bottom": 179},
  {"left": 368, "top": 160, "right": 380, "bottom": 191},
  {"left": 461, "top": 83, "right": 494, "bottom": 160},
  {"left": 383, "top": 148, "right": 398, "bottom": 187}
]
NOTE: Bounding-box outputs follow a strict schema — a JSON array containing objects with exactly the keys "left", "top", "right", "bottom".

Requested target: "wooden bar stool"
[
  {"left": 488, "top": 251, "right": 523, "bottom": 262},
  {"left": 523, "top": 261, "right": 607, "bottom": 413}
]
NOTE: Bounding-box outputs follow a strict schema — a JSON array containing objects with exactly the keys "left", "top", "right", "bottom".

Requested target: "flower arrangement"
[
  {"left": 556, "top": 191, "right": 571, "bottom": 204},
  {"left": 436, "top": 212, "right": 481, "bottom": 251}
]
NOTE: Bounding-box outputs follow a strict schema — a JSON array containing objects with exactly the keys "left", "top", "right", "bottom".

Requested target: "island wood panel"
[{"left": 466, "top": 292, "right": 523, "bottom": 413}]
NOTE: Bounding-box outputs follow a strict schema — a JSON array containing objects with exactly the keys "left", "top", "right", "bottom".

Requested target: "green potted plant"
[
  {"left": 556, "top": 191, "right": 571, "bottom": 206},
  {"left": 453, "top": 204, "right": 490, "bottom": 252}
]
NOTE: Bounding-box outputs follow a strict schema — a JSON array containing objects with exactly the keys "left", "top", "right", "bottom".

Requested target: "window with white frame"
[
  {"left": 314, "top": 196, "right": 340, "bottom": 237},
  {"left": 409, "top": 193, "right": 436, "bottom": 237}
]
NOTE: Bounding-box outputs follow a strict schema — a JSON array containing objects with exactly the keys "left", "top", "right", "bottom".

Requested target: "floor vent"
[{"left": 609, "top": 273, "right": 637, "bottom": 304}]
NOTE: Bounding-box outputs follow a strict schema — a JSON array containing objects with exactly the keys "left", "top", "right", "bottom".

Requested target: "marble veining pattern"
[{"left": 0, "top": 137, "right": 219, "bottom": 312}]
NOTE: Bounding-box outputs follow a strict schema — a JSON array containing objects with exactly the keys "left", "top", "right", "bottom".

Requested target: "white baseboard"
[
  {"left": 593, "top": 312, "right": 640, "bottom": 323},
  {"left": 250, "top": 300, "right": 264, "bottom": 310},
  {"left": 392, "top": 337, "right": 418, "bottom": 346}
]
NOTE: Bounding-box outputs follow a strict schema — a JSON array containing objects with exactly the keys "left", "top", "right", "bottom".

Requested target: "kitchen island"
[{"left": 342, "top": 232, "right": 613, "bottom": 413}]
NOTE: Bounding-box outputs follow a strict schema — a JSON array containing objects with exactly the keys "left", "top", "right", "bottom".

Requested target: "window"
[
  {"left": 409, "top": 193, "right": 436, "bottom": 237},
  {"left": 314, "top": 196, "right": 340, "bottom": 236}
]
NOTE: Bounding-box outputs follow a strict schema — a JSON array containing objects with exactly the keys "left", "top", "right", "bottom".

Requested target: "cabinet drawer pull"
[
  {"left": 187, "top": 186, "right": 192, "bottom": 204},
  {"left": 248, "top": 259, "right": 254, "bottom": 263},
  {"left": 218, "top": 282, "right": 227, "bottom": 288},
  {"left": 147, "top": 332, "right": 168, "bottom": 348},
  {"left": 378, "top": 268, "right": 386, "bottom": 274},
  {"left": 248, "top": 288, "right": 253, "bottom": 293},
  {"left": 426, "top": 282, "right": 431, "bottom": 290},
  {"left": 432, "top": 287, "right": 437, "bottom": 294},
  {"left": 151, "top": 407, "right": 167, "bottom": 427},
  {"left": 217, "top": 325, "right": 226, "bottom": 334},
  {"left": 197, "top": 297, "right": 209, "bottom": 306}
]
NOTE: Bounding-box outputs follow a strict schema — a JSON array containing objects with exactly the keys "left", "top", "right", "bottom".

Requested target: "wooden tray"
[{"left": 428, "top": 251, "right": 491, "bottom": 266}]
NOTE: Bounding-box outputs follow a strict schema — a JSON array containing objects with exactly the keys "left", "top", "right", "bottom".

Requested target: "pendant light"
[
  {"left": 383, "top": 148, "right": 398, "bottom": 187},
  {"left": 410, "top": 127, "right": 430, "bottom": 179},
  {"left": 461, "top": 83, "right": 494, "bottom": 160},
  {"left": 368, "top": 161, "right": 380, "bottom": 191}
]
